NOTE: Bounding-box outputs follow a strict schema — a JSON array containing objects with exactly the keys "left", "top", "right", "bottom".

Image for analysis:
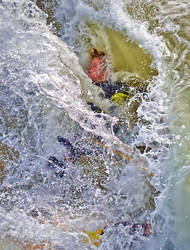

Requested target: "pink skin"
[{"left": 88, "top": 56, "right": 109, "bottom": 83}]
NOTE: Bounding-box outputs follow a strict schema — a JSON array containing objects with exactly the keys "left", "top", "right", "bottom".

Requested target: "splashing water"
[{"left": 0, "top": 0, "right": 189, "bottom": 249}]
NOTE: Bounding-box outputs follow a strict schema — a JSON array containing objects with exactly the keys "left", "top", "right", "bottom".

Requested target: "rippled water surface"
[{"left": 0, "top": 0, "right": 189, "bottom": 249}]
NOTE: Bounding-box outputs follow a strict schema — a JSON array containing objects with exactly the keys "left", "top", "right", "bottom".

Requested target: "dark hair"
[{"left": 90, "top": 48, "right": 105, "bottom": 57}]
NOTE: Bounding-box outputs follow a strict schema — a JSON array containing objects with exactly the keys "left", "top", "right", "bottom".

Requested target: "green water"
[
  {"left": 142, "top": 0, "right": 190, "bottom": 247},
  {"left": 82, "top": 22, "right": 158, "bottom": 82}
]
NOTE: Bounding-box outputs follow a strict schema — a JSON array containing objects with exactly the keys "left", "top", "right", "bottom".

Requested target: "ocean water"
[{"left": 0, "top": 0, "right": 189, "bottom": 249}]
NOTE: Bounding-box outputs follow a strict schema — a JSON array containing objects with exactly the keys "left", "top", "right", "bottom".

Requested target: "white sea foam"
[{"left": 1, "top": 0, "right": 186, "bottom": 249}]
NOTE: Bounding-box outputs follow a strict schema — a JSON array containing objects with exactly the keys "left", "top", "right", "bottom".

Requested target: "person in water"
[{"left": 44, "top": 51, "right": 152, "bottom": 247}]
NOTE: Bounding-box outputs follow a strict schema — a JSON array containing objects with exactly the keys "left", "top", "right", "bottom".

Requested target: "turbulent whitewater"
[{"left": 0, "top": 0, "right": 189, "bottom": 249}]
